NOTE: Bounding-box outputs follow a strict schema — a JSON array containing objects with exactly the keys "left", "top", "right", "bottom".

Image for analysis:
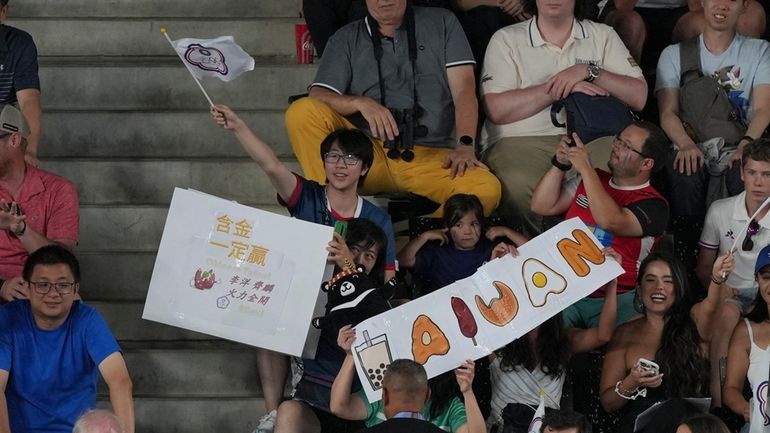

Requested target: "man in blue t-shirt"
[
  {"left": 0, "top": 245, "right": 134, "bottom": 433},
  {"left": 0, "top": 0, "right": 42, "bottom": 166}
]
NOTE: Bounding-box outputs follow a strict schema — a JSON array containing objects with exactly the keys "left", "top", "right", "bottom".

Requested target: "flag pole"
[{"left": 160, "top": 27, "right": 215, "bottom": 107}]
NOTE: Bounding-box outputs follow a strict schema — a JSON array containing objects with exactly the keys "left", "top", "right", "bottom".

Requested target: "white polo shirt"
[
  {"left": 699, "top": 192, "right": 770, "bottom": 289},
  {"left": 480, "top": 18, "right": 642, "bottom": 145}
]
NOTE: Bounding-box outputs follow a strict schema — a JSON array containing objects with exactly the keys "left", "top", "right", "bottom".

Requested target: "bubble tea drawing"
[{"left": 355, "top": 330, "right": 393, "bottom": 391}]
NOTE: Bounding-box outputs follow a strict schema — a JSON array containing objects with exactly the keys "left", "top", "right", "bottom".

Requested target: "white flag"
[
  {"left": 528, "top": 391, "right": 546, "bottom": 433},
  {"left": 170, "top": 35, "right": 255, "bottom": 82}
]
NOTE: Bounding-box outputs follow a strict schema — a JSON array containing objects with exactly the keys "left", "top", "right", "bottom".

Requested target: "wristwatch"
[
  {"left": 459, "top": 135, "right": 474, "bottom": 147},
  {"left": 586, "top": 62, "right": 601, "bottom": 83}
]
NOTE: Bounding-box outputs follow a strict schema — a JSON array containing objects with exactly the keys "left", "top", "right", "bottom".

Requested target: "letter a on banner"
[{"left": 411, "top": 315, "right": 450, "bottom": 365}]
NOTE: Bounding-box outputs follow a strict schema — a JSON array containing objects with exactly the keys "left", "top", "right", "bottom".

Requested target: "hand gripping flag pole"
[{"left": 160, "top": 27, "right": 215, "bottom": 107}]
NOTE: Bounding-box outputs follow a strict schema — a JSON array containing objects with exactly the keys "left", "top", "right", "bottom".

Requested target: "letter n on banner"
[{"left": 556, "top": 229, "right": 605, "bottom": 277}]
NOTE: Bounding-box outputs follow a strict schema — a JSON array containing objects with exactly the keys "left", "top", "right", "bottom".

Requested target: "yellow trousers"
[{"left": 285, "top": 97, "right": 501, "bottom": 216}]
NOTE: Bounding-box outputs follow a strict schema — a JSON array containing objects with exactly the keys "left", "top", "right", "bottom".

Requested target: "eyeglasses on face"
[
  {"left": 613, "top": 134, "right": 651, "bottom": 159},
  {"left": 323, "top": 152, "right": 362, "bottom": 166},
  {"left": 29, "top": 281, "right": 77, "bottom": 296},
  {"left": 743, "top": 219, "right": 760, "bottom": 251}
]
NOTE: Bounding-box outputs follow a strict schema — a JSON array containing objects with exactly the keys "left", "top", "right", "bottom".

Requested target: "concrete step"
[
  {"left": 79, "top": 252, "right": 155, "bottom": 301},
  {"left": 9, "top": 19, "right": 298, "bottom": 58},
  {"left": 92, "top": 301, "right": 213, "bottom": 341},
  {"left": 39, "top": 61, "right": 317, "bottom": 111},
  {"left": 13, "top": 0, "right": 298, "bottom": 18},
  {"left": 78, "top": 205, "right": 288, "bottom": 253},
  {"left": 44, "top": 159, "right": 301, "bottom": 206},
  {"left": 97, "top": 397, "right": 265, "bottom": 433},
  {"left": 98, "top": 348, "right": 261, "bottom": 397},
  {"left": 39, "top": 110, "right": 293, "bottom": 159}
]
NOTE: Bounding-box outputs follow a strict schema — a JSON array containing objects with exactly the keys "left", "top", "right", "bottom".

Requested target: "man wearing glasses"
[
  {"left": 0, "top": 104, "right": 79, "bottom": 303},
  {"left": 530, "top": 121, "right": 670, "bottom": 327},
  {"left": 0, "top": 245, "right": 134, "bottom": 433},
  {"left": 696, "top": 138, "right": 770, "bottom": 407}
]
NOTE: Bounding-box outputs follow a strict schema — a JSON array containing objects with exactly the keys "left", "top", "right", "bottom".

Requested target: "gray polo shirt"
[{"left": 311, "top": 7, "right": 475, "bottom": 149}]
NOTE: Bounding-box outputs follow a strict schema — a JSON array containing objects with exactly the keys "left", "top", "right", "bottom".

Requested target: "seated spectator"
[
  {"left": 656, "top": 0, "right": 770, "bottom": 282},
  {"left": 73, "top": 409, "right": 126, "bottom": 433},
  {"left": 274, "top": 219, "right": 390, "bottom": 433},
  {"left": 357, "top": 358, "right": 478, "bottom": 433},
  {"left": 694, "top": 138, "right": 770, "bottom": 407},
  {"left": 0, "top": 0, "right": 42, "bottom": 166},
  {"left": 488, "top": 248, "right": 619, "bottom": 433},
  {"left": 398, "top": 193, "right": 527, "bottom": 294},
  {"left": 531, "top": 123, "right": 669, "bottom": 327},
  {"left": 599, "top": 0, "right": 765, "bottom": 66},
  {"left": 331, "top": 326, "right": 485, "bottom": 433},
  {"left": 539, "top": 410, "right": 592, "bottom": 433},
  {"left": 288, "top": 0, "right": 502, "bottom": 217},
  {"left": 303, "top": 0, "right": 451, "bottom": 57},
  {"left": 722, "top": 244, "right": 770, "bottom": 433},
  {"left": 211, "top": 105, "right": 397, "bottom": 433},
  {"left": 0, "top": 245, "right": 134, "bottom": 433},
  {"left": 451, "top": 0, "right": 526, "bottom": 65},
  {"left": 0, "top": 104, "right": 78, "bottom": 302},
  {"left": 599, "top": 251, "right": 733, "bottom": 433},
  {"left": 676, "top": 413, "right": 731, "bottom": 433},
  {"left": 480, "top": 0, "right": 646, "bottom": 237}
]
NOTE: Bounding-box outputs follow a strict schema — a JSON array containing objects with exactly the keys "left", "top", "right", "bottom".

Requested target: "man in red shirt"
[
  {"left": 531, "top": 121, "right": 670, "bottom": 327},
  {"left": 0, "top": 104, "right": 78, "bottom": 301}
]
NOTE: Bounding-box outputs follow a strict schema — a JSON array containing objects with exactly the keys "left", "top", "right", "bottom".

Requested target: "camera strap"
[{"left": 367, "top": 6, "right": 420, "bottom": 116}]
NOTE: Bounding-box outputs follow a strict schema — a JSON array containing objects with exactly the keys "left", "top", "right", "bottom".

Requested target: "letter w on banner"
[
  {"left": 353, "top": 217, "right": 624, "bottom": 402},
  {"left": 169, "top": 35, "right": 255, "bottom": 82}
]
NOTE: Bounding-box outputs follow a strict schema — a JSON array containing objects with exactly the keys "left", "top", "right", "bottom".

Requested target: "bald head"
[
  {"left": 72, "top": 409, "right": 125, "bottom": 433},
  {"left": 381, "top": 359, "right": 430, "bottom": 417}
]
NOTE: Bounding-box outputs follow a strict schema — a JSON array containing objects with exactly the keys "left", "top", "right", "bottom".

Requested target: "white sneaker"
[{"left": 253, "top": 409, "right": 277, "bottom": 433}]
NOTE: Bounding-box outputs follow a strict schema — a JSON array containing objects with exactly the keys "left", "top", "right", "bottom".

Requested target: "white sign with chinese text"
[
  {"left": 353, "top": 218, "right": 624, "bottom": 402},
  {"left": 143, "top": 188, "right": 334, "bottom": 357}
]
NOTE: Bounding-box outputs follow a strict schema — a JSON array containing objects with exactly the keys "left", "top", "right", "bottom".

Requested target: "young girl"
[
  {"left": 488, "top": 248, "right": 621, "bottom": 433},
  {"left": 398, "top": 193, "right": 527, "bottom": 294}
]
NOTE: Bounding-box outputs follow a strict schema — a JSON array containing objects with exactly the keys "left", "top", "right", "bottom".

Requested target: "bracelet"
[
  {"left": 342, "top": 258, "right": 356, "bottom": 271},
  {"left": 710, "top": 274, "right": 726, "bottom": 285},
  {"left": 741, "top": 135, "right": 755, "bottom": 143},
  {"left": 614, "top": 380, "right": 647, "bottom": 400},
  {"left": 551, "top": 155, "right": 572, "bottom": 171}
]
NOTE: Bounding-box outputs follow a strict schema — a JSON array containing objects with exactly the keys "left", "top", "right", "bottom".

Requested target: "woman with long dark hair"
[
  {"left": 487, "top": 248, "right": 621, "bottom": 433},
  {"left": 723, "top": 244, "right": 770, "bottom": 433},
  {"left": 600, "top": 251, "right": 734, "bottom": 433}
]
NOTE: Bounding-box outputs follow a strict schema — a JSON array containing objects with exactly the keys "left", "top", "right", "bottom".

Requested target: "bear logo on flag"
[{"left": 184, "top": 44, "right": 228, "bottom": 75}]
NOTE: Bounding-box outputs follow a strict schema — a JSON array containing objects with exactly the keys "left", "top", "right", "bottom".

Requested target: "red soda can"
[{"left": 295, "top": 23, "right": 314, "bottom": 64}]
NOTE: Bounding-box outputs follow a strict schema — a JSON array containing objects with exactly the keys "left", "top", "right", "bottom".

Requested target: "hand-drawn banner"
[
  {"left": 353, "top": 217, "right": 623, "bottom": 402},
  {"left": 142, "top": 188, "right": 333, "bottom": 357}
]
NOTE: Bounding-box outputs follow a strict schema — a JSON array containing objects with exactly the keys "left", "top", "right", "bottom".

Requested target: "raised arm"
[
  {"left": 692, "top": 252, "right": 735, "bottom": 342},
  {"left": 722, "top": 321, "right": 752, "bottom": 423},
  {"left": 454, "top": 360, "right": 485, "bottom": 433},
  {"left": 695, "top": 248, "right": 718, "bottom": 292},
  {"left": 211, "top": 105, "right": 297, "bottom": 202},
  {"left": 398, "top": 230, "right": 447, "bottom": 268},
  {"left": 568, "top": 248, "right": 619, "bottom": 352},
  {"left": 330, "top": 325, "right": 368, "bottom": 421},
  {"left": 99, "top": 352, "right": 134, "bottom": 433},
  {"left": 531, "top": 136, "right": 577, "bottom": 216}
]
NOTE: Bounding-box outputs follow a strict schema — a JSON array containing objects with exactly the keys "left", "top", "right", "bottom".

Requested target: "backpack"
[{"left": 678, "top": 37, "right": 746, "bottom": 146}]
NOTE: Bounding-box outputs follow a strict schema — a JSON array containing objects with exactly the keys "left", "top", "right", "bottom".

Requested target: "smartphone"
[
  {"left": 334, "top": 220, "right": 348, "bottom": 238},
  {"left": 638, "top": 358, "right": 660, "bottom": 375}
]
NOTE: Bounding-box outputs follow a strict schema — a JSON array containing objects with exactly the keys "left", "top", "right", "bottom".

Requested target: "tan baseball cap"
[{"left": 0, "top": 104, "right": 30, "bottom": 138}]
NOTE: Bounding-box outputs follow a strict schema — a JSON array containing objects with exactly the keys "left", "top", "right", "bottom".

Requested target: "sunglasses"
[{"left": 743, "top": 219, "right": 760, "bottom": 251}]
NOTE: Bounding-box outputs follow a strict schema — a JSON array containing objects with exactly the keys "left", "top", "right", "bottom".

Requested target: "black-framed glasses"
[
  {"left": 613, "top": 134, "right": 651, "bottom": 159},
  {"left": 323, "top": 152, "right": 362, "bottom": 167},
  {"left": 29, "top": 281, "right": 77, "bottom": 295},
  {"left": 743, "top": 219, "right": 760, "bottom": 251}
]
